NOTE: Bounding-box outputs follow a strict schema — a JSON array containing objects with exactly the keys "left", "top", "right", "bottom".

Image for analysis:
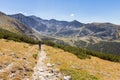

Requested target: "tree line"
[
  {"left": 43, "top": 41, "right": 120, "bottom": 62},
  {"left": 0, "top": 28, "right": 38, "bottom": 44}
]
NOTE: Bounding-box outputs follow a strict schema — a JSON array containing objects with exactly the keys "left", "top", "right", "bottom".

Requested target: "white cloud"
[{"left": 70, "top": 13, "right": 75, "bottom": 17}]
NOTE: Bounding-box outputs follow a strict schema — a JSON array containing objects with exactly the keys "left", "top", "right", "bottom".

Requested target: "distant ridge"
[{"left": 9, "top": 13, "right": 120, "bottom": 41}]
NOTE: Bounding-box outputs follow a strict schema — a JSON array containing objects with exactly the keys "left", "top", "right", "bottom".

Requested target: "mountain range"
[
  {"left": 9, "top": 13, "right": 120, "bottom": 41},
  {"left": 0, "top": 11, "right": 120, "bottom": 55}
]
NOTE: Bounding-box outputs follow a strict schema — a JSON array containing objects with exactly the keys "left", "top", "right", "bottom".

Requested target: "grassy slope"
[
  {"left": 0, "top": 39, "right": 39, "bottom": 80},
  {"left": 44, "top": 45, "right": 120, "bottom": 80}
]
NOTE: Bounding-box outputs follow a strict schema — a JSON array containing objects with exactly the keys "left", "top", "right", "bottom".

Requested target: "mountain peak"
[
  {"left": 68, "top": 20, "right": 83, "bottom": 27},
  {"left": 71, "top": 20, "right": 83, "bottom": 24},
  {"left": 14, "top": 13, "right": 25, "bottom": 17},
  {"left": 50, "top": 19, "right": 57, "bottom": 21},
  {"left": 72, "top": 20, "right": 79, "bottom": 22}
]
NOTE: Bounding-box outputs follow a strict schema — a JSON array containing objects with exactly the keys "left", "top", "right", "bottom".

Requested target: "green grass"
[
  {"left": 61, "top": 68, "right": 99, "bottom": 80},
  {"left": 32, "top": 53, "right": 38, "bottom": 59}
]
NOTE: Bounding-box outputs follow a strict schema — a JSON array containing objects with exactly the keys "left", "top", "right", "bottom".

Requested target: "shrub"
[{"left": 32, "top": 54, "right": 38, "bottom": 59}]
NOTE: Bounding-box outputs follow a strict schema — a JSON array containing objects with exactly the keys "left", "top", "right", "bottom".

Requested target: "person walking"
[{"left": 38, "top": 41, "right": 41, "bottom": 50}]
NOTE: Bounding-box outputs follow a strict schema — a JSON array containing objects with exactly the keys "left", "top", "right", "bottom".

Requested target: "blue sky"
[{"left": 0, "top": 0, "right": 120, "bottom": 24}]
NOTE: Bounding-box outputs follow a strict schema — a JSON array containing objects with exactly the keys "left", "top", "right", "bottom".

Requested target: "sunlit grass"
[
  {"left": 44, "top": 45, "right": 120, "bottom": 80},
  {"left": 45, "top": 45, "right": 99, "bottom": 80}
]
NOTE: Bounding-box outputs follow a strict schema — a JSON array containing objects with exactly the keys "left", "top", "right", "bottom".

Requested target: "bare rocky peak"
[{"left": 9, "top": 13, "right": 120, "bottom": 41}]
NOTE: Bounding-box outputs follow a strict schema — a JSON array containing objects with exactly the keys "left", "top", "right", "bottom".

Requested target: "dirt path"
[{"left": 32, "top": 45, "right": 62, "bottom": 80}]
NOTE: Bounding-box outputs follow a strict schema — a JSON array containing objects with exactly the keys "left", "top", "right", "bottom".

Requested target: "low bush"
[{"left": 32, "top": 54, "right": 38, "bottom": 59}]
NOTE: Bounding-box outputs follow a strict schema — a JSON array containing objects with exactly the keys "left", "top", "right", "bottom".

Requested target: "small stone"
[
  {"left": 9, "top": 73, "right": 16, "bottom": 78},
  {"left": 51, "top": 68, "right": 59, "bottom": 74},
  {"left": 46, "top": 73, "right": 54, "bottom": 77},
  {"left": 64, "top": 76, "right": 71, "bottom": 80},
  {"left": 25, "top": 67, "right": 33, "bottom": 72},
  {"left": 39, "top": 69, "right": 44, "bottom": 72},
  {"left": 47, "top": 63, "right": 52, "bottom": 67},
  {"left": 24, "top": 73, "right": 28, "bottom": 76},
  {"left": 56, "top": 73, "right": 62, "bottom": 78},
  {"left": 23, "top": 58, "right": 26, "bottom": 60},
  {"left": 18, "top": 67, "right": 23, "bottom": 71},
  {"left": 11, "top": 70, "right": 16, "bottom": 73},
  {"left": 52, "top": 64, "right": 55, "bottom": 66}
]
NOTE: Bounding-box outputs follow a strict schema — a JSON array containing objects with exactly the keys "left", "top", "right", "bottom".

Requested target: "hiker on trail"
[{"left": 38, "top": 41, "right": 41, "bottom": 50}]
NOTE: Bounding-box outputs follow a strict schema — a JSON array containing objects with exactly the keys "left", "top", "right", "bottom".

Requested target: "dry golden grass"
[
  {"left": 0, "top": 39, "right": 39, "bottom": 80},
  {"left": 1, "top": 39, "right": 119, "bottom": 80},
  {"left": 44, "top": 45, "right": 120, "bottom": 80}
]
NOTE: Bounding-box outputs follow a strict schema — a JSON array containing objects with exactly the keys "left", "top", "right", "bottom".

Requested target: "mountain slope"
[
  {"left": 9, "top": 14, "right": 47, "bottom": 32},
  {"left": 0, "top": 12, "right": 44, "bottom": 40},
  {"left": 0, "top": 12, "right": 33, "bottom": 34}
]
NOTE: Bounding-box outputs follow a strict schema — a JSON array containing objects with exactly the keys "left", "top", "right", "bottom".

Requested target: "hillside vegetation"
[
  {"left": 44, "top": 45, "right": 120, "bottom": 80},
  {"left": 43, "top": 41, "right": 120, "bottom": 62},
  {"left": 0, "top": 28, "right": 38, "bottom": 44},
  {"left": 87, "top": 41, "right": 120, "bottom": 55},
  {"left": 75, "top": 40, "right": 120, "bottom": 55}
]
